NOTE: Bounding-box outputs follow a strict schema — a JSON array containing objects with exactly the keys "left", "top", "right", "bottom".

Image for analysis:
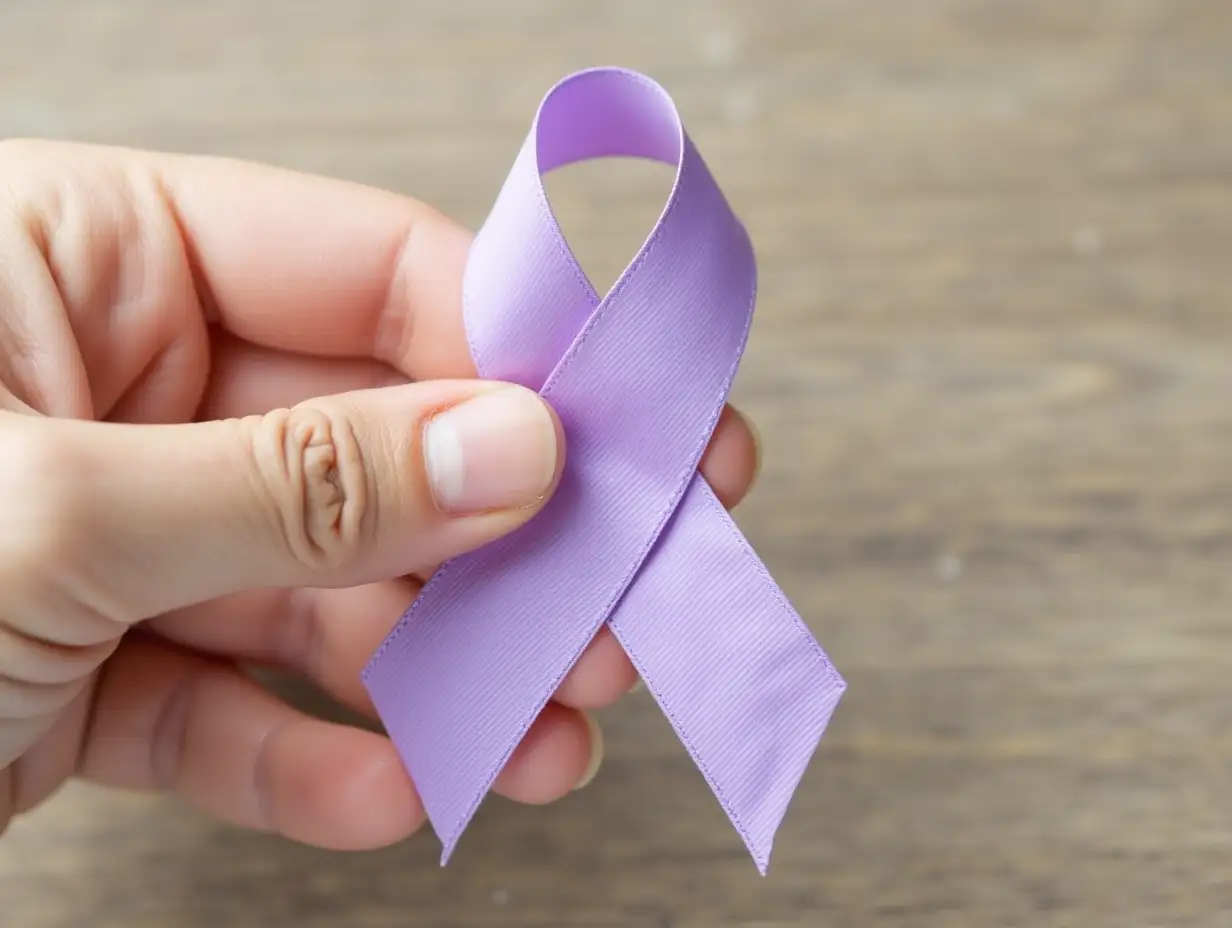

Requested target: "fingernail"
[
  {"left": 424, "top": 387, "right": 558, "bottom": 514},
  {"left": 574, "top": 712, "right": 604, "bottom": 790},
  {"left": 629, "top": 678, "right": 644, "bottom": 694}
]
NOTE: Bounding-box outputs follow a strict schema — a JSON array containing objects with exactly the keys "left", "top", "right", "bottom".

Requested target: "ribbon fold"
[{"left": 363, "top": 67, "right": 846, "bottom": 874}]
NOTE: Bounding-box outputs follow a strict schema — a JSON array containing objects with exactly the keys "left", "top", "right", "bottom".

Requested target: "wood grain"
[{"left": 2, "top": 0, "right": 1231, "bottom": 924}]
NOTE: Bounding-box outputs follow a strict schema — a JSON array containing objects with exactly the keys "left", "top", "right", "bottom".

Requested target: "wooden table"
[{"left": 2, "top": 1, "right": 1231, "bottom": 924}]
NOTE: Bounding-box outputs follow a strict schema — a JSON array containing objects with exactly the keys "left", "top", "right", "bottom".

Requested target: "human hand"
[{"left": 0, "top": 141, "right": 760, "bottom": 848}]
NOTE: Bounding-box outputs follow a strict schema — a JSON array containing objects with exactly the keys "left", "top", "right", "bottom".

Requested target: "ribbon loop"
[{"left": 363, "top": 67, "right": 846, "bottom": 874}]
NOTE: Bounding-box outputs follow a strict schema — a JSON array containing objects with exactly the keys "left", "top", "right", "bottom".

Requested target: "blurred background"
[{"left": 2, "top": 1, "right": 1231, "bottom": 925}]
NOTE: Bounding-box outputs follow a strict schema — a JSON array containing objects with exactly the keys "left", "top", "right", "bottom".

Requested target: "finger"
[
  {"left": 152, "top": 146, "right": 478, "bottom": 377},
  {"left": 493, "top": 702, "right": 601, "bottom": 802},
  {"left": 196, "top": 330, "right": 406, "bottom": 420},
  {"left": 0, "top": 141, "right": 471, "bottom": 394},
  {"left": 6, "top": 675, "right": 99, "bottom": 817},
  {"left": 150, "top": 581, "right": 638, "bottom": 714},
  {"left": 700, "top": 405, "right": 761, "bottom": 510},
  {"left": 551, "top": 626, "right": 640, "bottom": 708},
  {"left": 80, "top": 633, "right": 599, "bottom": 833},
  {"left": 149, "top": 588, "right": 604, "bottom": 805},
  {"left": 148, "top": 584, "right": 411, "bottom": 719},
  {"left": 0, "top": 378, "right": 563, "bottom": 625},
  {"left": 202, "top": 334, "right": 761, "bottom": 510},
  {"left": 78, "top": 632, "right": 424, "bottom": 850}
]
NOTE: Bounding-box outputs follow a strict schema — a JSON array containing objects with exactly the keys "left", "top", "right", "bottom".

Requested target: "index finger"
[{"left": 154, "top": 150, "right": 478, "bottom": 380}]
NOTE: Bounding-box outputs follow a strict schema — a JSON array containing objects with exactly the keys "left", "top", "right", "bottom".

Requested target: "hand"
[{"left": 0, "top": 141, "right": 761, "bottom": 849}]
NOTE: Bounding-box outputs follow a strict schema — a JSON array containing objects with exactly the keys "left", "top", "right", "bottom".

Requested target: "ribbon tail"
[
  {"left": 362, "top": 508, "right": 613, "bottom": 865},
  {"left": 607, "top": 474, "right": 847, "bottom": 874}
]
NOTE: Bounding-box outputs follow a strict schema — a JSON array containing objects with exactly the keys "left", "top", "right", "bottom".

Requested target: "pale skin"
[{"left": 0, "top": 140, "right": 760, "bottom": 849}]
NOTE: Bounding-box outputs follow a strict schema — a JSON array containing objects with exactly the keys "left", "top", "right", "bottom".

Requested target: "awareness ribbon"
[{"left": 363, "top": 67, "right": 846, "bottom": 874}]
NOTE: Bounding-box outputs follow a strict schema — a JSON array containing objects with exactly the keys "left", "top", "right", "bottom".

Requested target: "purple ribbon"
[{"left": 363, "top": 67, "right": 846, "bottom": 874}]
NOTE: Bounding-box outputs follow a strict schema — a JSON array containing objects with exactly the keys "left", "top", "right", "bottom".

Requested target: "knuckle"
[{"left": 247, "top": 403, "right": 376, "bottom": 571}]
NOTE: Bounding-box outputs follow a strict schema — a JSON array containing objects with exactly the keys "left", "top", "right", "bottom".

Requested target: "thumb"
[{"left": 0, "top": 380, "right": 562, "bottom": 622}]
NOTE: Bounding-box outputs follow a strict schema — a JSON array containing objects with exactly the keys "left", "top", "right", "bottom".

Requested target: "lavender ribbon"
[{"left": 363, "top": 67, "right": 846, "bottom": 873}]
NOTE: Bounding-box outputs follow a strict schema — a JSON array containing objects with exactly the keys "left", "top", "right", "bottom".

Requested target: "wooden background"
[{"left": 2, "top": 1, "right": 1231, "bottom": 925}]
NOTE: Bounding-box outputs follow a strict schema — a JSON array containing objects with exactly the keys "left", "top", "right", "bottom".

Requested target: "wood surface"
[{"left": 2, "top": 1, "right": 1231, "bottom": 925}]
